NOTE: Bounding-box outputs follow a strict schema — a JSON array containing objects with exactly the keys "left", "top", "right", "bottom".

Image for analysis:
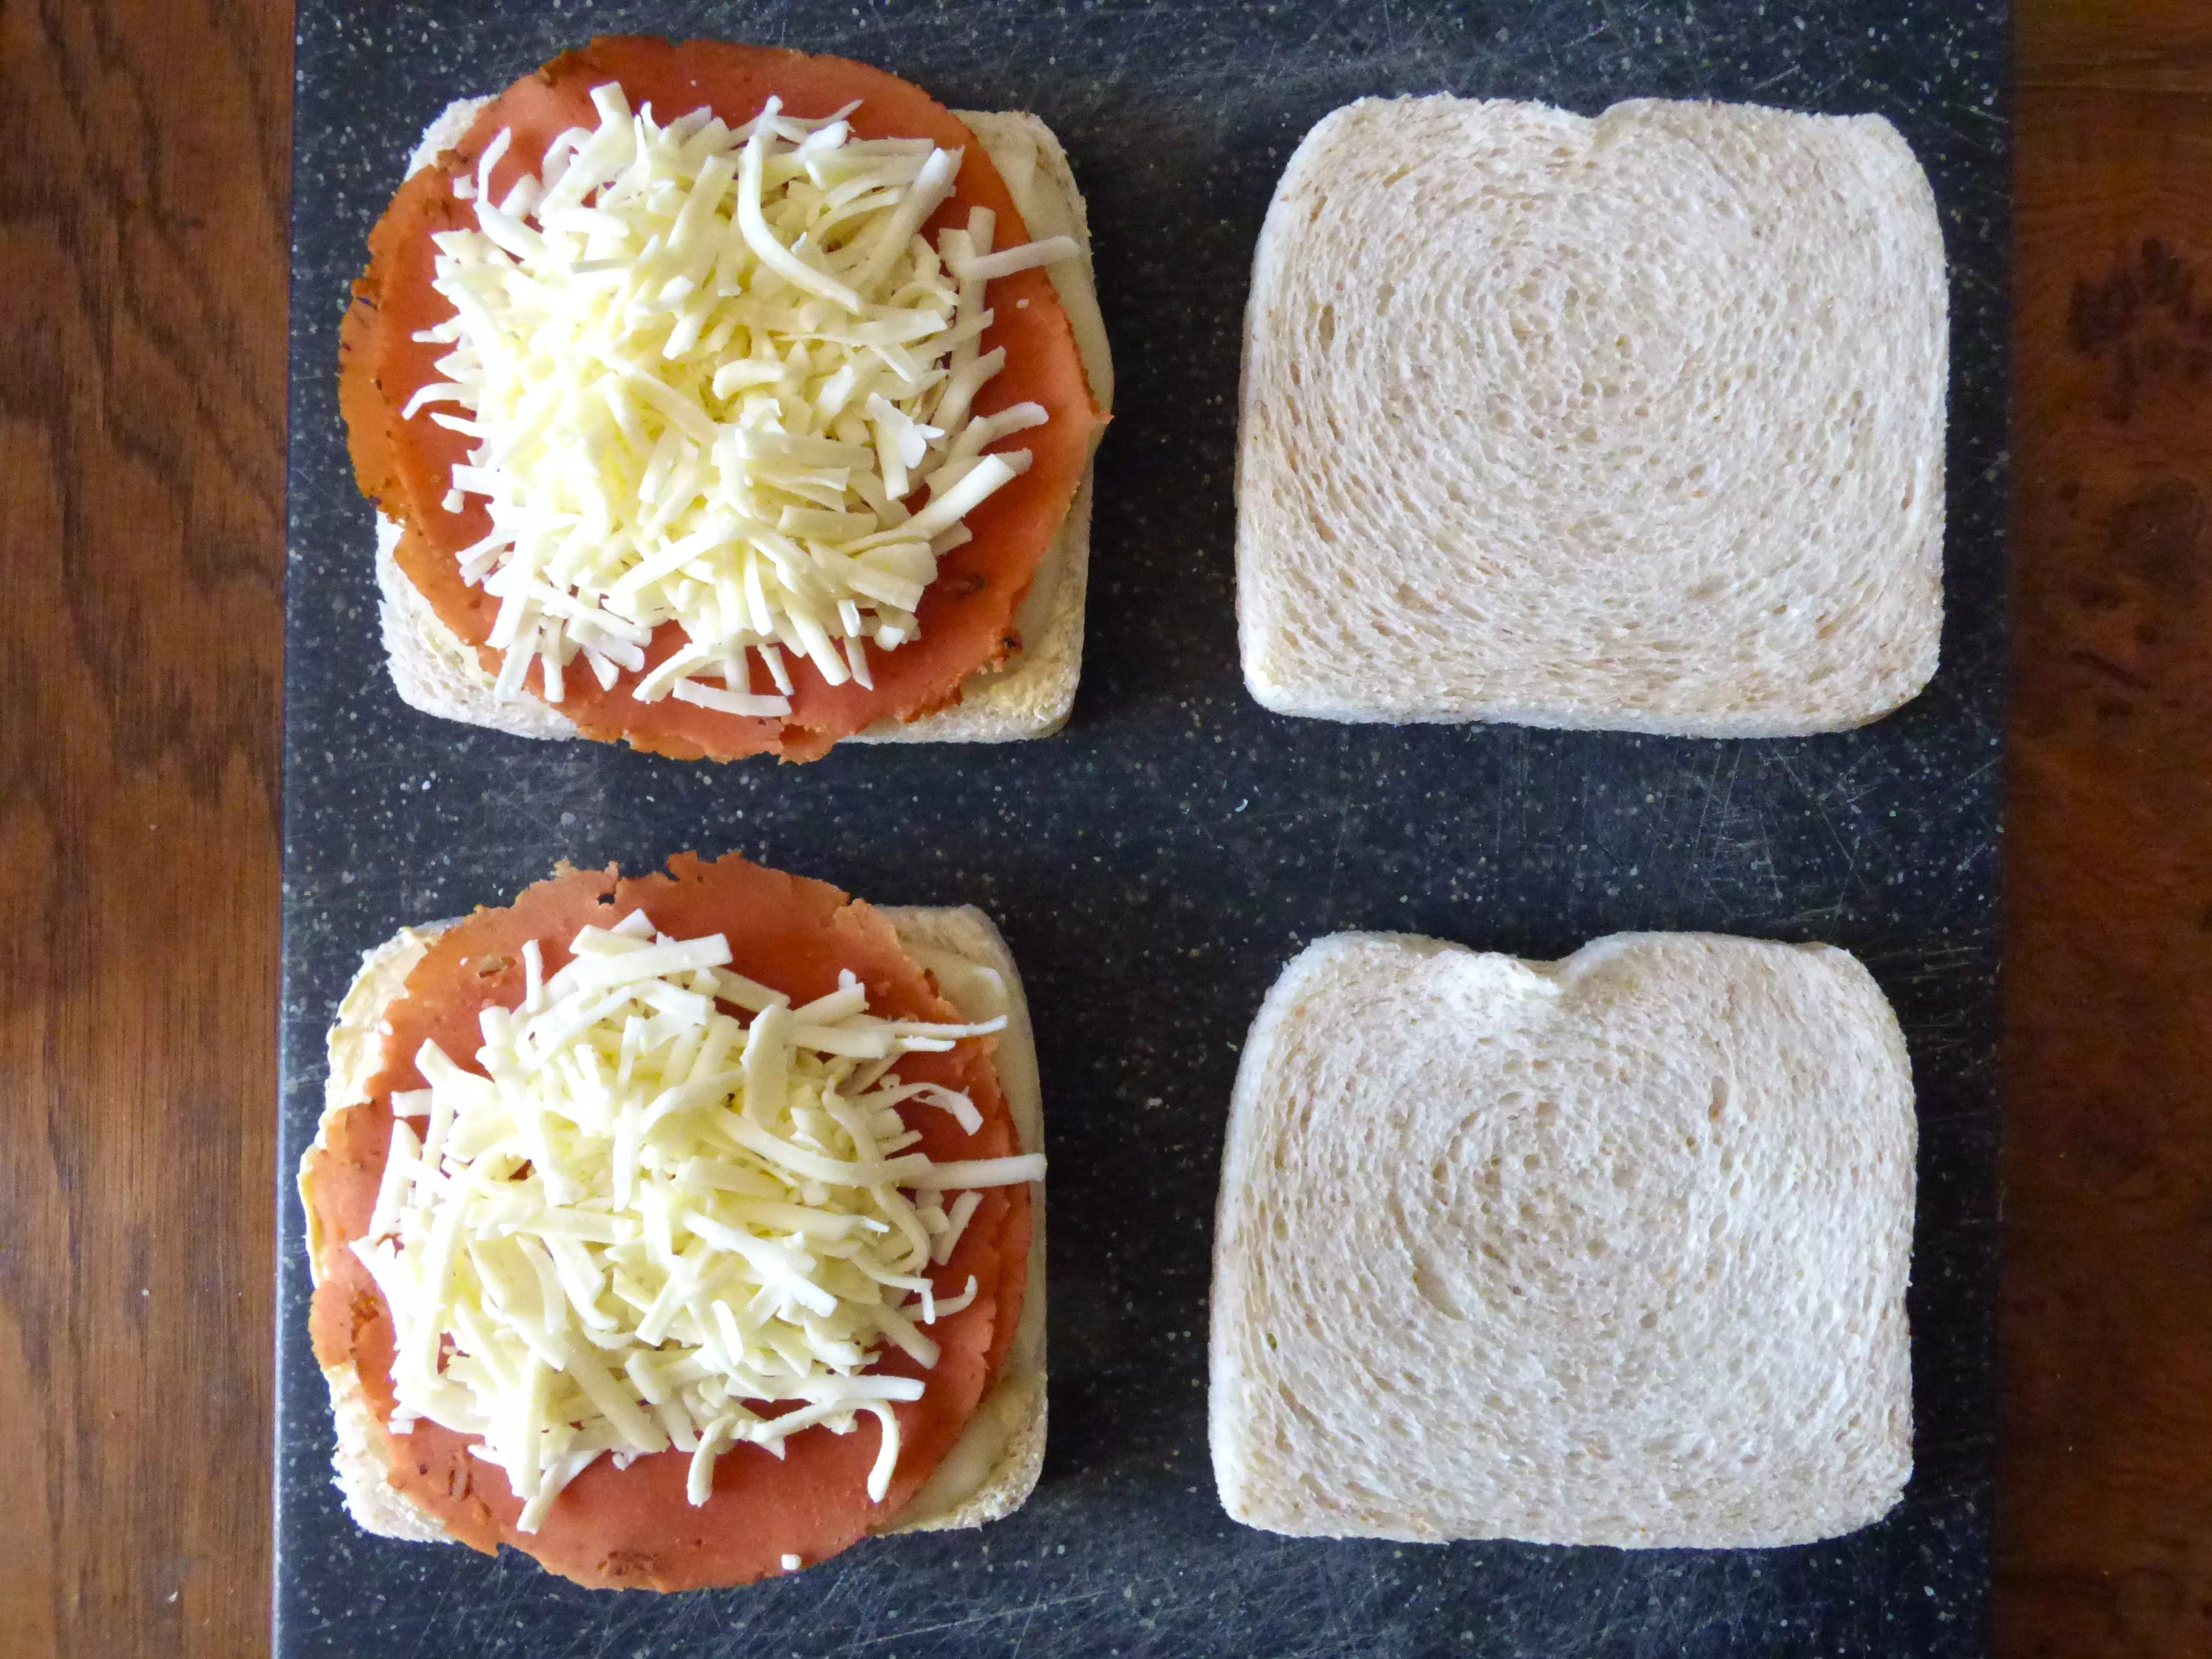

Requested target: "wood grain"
[
  {"left": 0, "top": 1, "right": 289, "bottom": 1657},
  {"left": 1999, "top": 4, "right": 2212, "bottom": 1657}
]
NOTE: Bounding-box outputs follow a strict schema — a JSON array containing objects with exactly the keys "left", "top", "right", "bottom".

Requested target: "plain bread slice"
[
  {"left": 1208, "top": 929, "right": 1915, "bottom": 1548},
  {"left": 1236, "top": 95, "right": 1947, "bottom": 735}
]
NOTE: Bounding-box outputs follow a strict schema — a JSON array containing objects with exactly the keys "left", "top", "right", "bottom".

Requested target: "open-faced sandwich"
[
  {"left": 297, "top": 853, "right": 1047, "bottom": 1588},
  {"left": 342, "top": 37, "right": 1113, "bottom": 760}
]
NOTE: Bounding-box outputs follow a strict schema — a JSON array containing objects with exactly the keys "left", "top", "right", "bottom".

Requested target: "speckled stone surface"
[{"left": 278, "top": 2, "right": 2008, "bottom": 1654}]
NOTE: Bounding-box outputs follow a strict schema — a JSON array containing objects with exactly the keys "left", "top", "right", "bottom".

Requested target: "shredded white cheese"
[
  {"left": 407, "top": 83, "right": 1080, "bottom": 711},
  {"left": 349, "top": 909, "right": 1043, "bottom": 1532}
]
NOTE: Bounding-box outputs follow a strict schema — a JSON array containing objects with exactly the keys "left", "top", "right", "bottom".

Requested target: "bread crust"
[
  {"left": 301, "top": 905, "right": 1047, "bottom": 1561},
  {"left": 1209, "top": 930, "right": 1915, "bottom": 1549},
  {"left": 376, "top": 101, "right": 1111, "bottom": 748}
]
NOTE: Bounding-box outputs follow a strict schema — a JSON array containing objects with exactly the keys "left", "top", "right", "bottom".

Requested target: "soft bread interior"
[
  {"left": 301, "top": 904, "right": 1047, "bottom": 1555},
  {"left": 1234, "top": 96, "right": 1946, "bottom": 736},
  {"left": 378, "top": 98, "right": 1111, "bottom": 747},
  {"left": 1208, "top": 930, "right": 1915, "bottom": 1549}
]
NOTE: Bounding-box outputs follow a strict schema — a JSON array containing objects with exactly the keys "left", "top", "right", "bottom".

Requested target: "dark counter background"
[{"left": 279, "top": 2, "right": 2008, "bottom": 1653}]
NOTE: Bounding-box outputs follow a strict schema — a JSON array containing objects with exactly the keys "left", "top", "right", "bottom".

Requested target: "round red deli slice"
[
  {"left": 340, "top": 38, "right": 1106, "bottom": 761},
  {"left": 302, "top": 854, "right": 1033, "bottom": 1589}
]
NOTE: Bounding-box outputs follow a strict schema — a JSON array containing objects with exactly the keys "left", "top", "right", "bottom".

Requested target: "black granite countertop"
[{"left": 277, "top": 2, "right": 2008, "bottom": 1653}]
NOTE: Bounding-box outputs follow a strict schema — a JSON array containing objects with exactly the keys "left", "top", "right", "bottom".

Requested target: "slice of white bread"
[
  {"left": 301, "top": 902, "right": 1046, "bottom": 1553},
  {"left": 1235, "top": 96, "right": 1947, "bottom": 736},
  {"left": 1208, "top": 931, "right": 1915, "bottom": 1548},
  {"left": 377, "top": 99, "right": 1114, "bottom": 746}
]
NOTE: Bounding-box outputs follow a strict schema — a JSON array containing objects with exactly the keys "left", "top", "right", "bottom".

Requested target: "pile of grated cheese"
[
  {"left": 403, "top": 83, "right": 1080, "bottom": 715},
  {"left": 349, "top": 906, "right": 1044, "bottom": 1532}
]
